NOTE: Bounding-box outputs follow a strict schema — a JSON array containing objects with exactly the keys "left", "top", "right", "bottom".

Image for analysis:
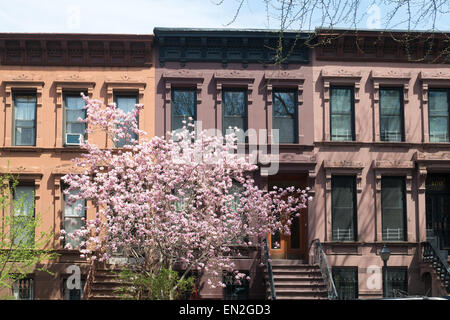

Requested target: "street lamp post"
[{"left": 380, "top": 244, "right": 391, "bottom": 298}]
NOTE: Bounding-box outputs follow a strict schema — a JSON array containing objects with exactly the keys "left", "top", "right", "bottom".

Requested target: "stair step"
[{"left": 271, "top": 260, "right": 309, "bottom": 265}]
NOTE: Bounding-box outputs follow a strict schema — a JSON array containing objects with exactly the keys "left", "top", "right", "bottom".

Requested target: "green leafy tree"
[{"left": 0, "top": 172, "right": 58, "bottom": 299}]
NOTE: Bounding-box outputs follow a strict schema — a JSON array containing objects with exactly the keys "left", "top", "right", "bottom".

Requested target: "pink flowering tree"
[{"left": 62, "top": 95, "right": 311, "bottom": 299}]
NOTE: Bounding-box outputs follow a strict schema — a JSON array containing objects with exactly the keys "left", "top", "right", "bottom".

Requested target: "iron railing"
[
  {"left": 83, "top": 258, "right": 96, "bottom": 300},
  {"left": 422, "top": 241, "right": 450, "bottom": 293},
  {"left": 312, "top": 239, "right": 339, "bottom": 300},
  {"left": 263, "top": 238, "right": 276, "bottom": 300}
]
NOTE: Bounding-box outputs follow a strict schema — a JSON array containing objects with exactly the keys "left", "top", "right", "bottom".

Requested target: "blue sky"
[{"left": 0, "top": 0, "right": 448, "bottom": 34}]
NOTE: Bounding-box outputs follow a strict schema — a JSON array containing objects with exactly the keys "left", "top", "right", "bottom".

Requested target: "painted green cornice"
[{"left": 154, "top": 27, "right": 311, "bottom": 67}]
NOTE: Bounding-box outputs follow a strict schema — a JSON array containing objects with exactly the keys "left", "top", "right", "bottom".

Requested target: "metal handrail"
[
  {"left": 83, "top": 258, "right": 96, "bottom": 300},
  {"left": 263, "top": 238, "right": 276, "bottom": 300},
  {"left": 421, "top": 241, "right": 450, "bottom": 293},
  {"left": 312, "top": 239, "right": 339, "bottom": 300}
]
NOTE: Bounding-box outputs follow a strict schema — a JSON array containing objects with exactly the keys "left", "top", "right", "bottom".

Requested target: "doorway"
[
  {"left": 426, "top": 174, "right": 450, "bottom": 250},
  {"left": 268, "top": 174, "right": 308, "bottom": 260}
]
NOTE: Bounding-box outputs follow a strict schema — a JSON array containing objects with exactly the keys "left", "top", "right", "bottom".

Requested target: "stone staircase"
[
  {"left": 266, "top": 259, "right": 328, "bottom": 300},
  {"left": 87, "top": 264, "right": 131, "bottom": 300}
]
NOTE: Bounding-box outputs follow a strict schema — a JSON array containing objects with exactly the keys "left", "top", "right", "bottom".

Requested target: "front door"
[
  {"left": 268, "top": 174, "right": 308, "bottom": 259},
  {"left": 426, "top": 174, "right": 450, "bottom": 250}
]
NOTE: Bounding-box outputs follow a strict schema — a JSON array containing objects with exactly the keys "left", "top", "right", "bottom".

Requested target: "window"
[
  {"left": 115, "top": 94, "right": 139, "bottom": 147},
  {"left": 381, "top": 177, "right": 406, "bottom": 241},
  {"left": 13, "top": 93, "right": 36, "bottom": 146},
  {"left": 384, "top": 267, "right": 408, "bottom": 298},
  {"left": 12, "top": 185, "right": 35, "bottom": 246},
  {"left": 330, "top": 87, "right": 354, "bottom": 141},
  {"left": 332, "top": 176, "right": 357, "bottom": 241},
  {"left": 222, "top": 89, "right": 247, "bottom": 139},
  {"left": 64, "top": 93, "right": 86, "bottom": 145},
  {"left": 64, "top": 188, "right": 86, "bottom": 249},
  {"left": 171, "top": 88, "right": 196, "bottom": 131},
  {"left": 379, "top": 88, "right": 404, "bottom": 142},
  {"left": 273, "top": 89, "right": 298, "bottom": 143},
  {"left": 222, "top": 271, "right": 249, "bottom": 300},
  {"left": 332, "top": 267, "right": 358, "bottom": 300},
  {"left": 63, "top": 279, "right": 85, "bottom": 300},
  {"left": 428, "top": 89, "right": 449, "bottom": 142},
  {"left": 12, "top": 278, "right": 33, "bottom": 300}
]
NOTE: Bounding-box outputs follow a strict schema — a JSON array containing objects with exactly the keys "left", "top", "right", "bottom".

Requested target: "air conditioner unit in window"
[{"left": 65, "top": 133, "right": 83, "bottom": 146}]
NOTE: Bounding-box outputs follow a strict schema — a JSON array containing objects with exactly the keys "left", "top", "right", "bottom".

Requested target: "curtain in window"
[
  {"left": 64, "top": 189, "right": 86, "bottom": 248},
  {"left": 13, "top": 185, "right": 35, "bottom": 246},
  {"left": 115, "top": 95, "right": 138, "bottom": 147},
  {"left": 381, "top": 177, "right": 406, "bottom": 241},
  {"left": 171, "top": 89, "right": 196, "bottom": 131},
  {"left": 330, "top": 88, "right": 353, "bottom": 141},
  {"left": 429, "top": 90, "right": 449, "bottom": 142},
  {"left": 332, "top": 176, "right": 356, "bottom": 241},
  {"left": 65, "top": 95, "right": 86, "bottom": 140},
  {"left": 223, "top": 90, "right": 247, "bottom": 139},
  {"left": 380, "top": 89, "right": 403, "bottom": 141},
  {"left": 14, "top": 95, "right": 36, "bottom": 146},
  {"left": 273, "top": 90, "right": 297, "bottom": 143}
]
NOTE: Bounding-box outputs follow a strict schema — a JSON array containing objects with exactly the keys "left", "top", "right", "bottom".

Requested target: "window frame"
[
  {"left": 221, "top": 87, "right": 248, "bottom": 137},
  {"left": 379, "top": 86, "right": 405, "bottom": 142},
  {"left": 171, "top": 87, "right": 197, "bottom": 132},
  {"left": 329, "top": 86, "right": 355, "bottom": 141},
  {"left": 428, "top": 88, "right": 450, "bottom": 143},
  {"left": 332, "top": 267, "right": 359, "bottom": 300},
  {"left": 331, "top": 175, "right": 358, "bottom": 242},
  {"left": 12, "top": 90, "right": 37, "bottom": 146},
  {"left": 12, "top": 183, "right": 35, "bottom": 246},
  {"left": 272, "top": 88, "right": 299, "bottom": 144},
  {"left": 63, "top": 91, "right": 87, "bottom": 146},
  {"left": 12, "top": 277, "right": 34, "bottom": 300},
  {"left": 62, "top": 186, "right": 87, "bottom": 249},
  {"left": 113, "top": 91, "right": 140, "bottom": 147},
  {"left": 383, "top": 267, "right": 408, "bottom": 298},
  {"left": 381, "top": 176, "right": 407, "bottom": 241},
  {"left": 63, "top": 278, "right": 86, "bottom": 300}
]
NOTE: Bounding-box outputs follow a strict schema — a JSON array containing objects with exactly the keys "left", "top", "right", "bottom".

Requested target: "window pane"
[
  {"left": 115, "top": 95, "right": 138, "bottom": 147},
  {"left": 330, "top": 88, "right": 353, "bottom": 141},
  {"left": 66, "top": 95, "right": 85, "bottom": 109},
  {"left": 429, "top": 90, "right": 449, "bottom": 142},
  {"left": 332, "top": 268, "right": 358, "bottom": 300},
  {"left": 172, "top": 89, "right": 196, "bottom": 131},
  {"left": 273, "top": 91, "right": 297, "bottom": 143},
  {"left": 379, "top": 89, "right": 403, "bottom": 141},
  {"left": 64, "top": 279, "right": 85, "bottom": 300},
  {"left": 385, "top": 268, "right": 408, "bottom": 297},
  {"left": 65, "top": 217, "right": 84, "bottom": 248},
  {"left": 12, "top": 278, "right": 33, "bottom": 300},
  {"left": 332, "top": 176, "right": 356, "bottom": 241},
  {"left": 14, "top": 94, "right": 36, "bottom": 146},
  {"left": 382, "top": 177, "right": 406, "bottom": 241},
  {"left": 223, "top": 271, "right": 249, "bottom": 300},
  {"left": 14, "top": 186, "right": 34, "bottom": 216}
]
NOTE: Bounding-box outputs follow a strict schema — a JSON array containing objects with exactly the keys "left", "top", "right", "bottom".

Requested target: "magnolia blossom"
[{"left": 62, "top": 94, "right": 311, "bottom": 288}]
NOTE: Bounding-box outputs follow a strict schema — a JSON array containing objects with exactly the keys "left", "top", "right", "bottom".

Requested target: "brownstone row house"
[{"left": 0, "top": 28, "right": 449, "bottom": 300}]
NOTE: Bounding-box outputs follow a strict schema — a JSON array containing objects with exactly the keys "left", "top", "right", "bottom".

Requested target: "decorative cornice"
[
  {"left": 162, "top": 70, "right": 204, "bottom": 81},
  {"left": 414, "top": 151, "right": 450, "bottom": 162},
  {"left": 0, "top": 33, "right": 153, "bottom": 67},
  {"left": 323, "top": 160, "right": 364, "bottom": 170},
  {"left": 371, "top": 70, "right": 411, "bottom": 81},
  {"left": 419, "top": 71, "right": 450, "bottom": 82},
  {"left": 154, "top": 28, "right": 310, "bottom": 67},
  {"left": 213, "top": 70, "right": 255, "bottom": 81},
  {"left": 372, "top": 160, "right": 414, "bottom": 170},
  {"left": 321, "top": 69, "right": 362, "bottom": 79}
]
